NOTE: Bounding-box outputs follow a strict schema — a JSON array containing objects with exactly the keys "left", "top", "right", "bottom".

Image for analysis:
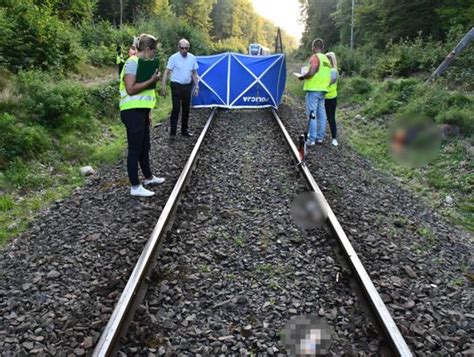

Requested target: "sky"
[{"left": 251, "top": 0, "right": 305, "bottom": 41}]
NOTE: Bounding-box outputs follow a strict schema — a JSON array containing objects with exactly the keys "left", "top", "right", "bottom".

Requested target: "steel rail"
[
  {"left": 271, "top": 108, "right": 412, "bottom": 357},
  {"left": 93, "top": 108, "right": 217, "bottom": 357}
]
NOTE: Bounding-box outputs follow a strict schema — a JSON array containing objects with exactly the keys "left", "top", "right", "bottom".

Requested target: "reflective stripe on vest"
[
  {"left": 325, "top": 69, "right": 338, "bottom": 99},
  {"left": 303, "top": 53, "right": 331, "bottom": 92},
  {"left": 119, "top": 56, "right": 156, "bottom": 111}
]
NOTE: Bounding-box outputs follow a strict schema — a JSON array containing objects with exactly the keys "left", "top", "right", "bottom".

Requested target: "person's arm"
[
  {"left": 124, "top": 70, "right": 160, "bottom": 95},
  {"left": 329, "top": 69, "right": 338, "bottom": 85},
  {"left": 299, "top": 55, "right": 320, "bottom": 81},
  {"left": 192, "top": 69, "right": 200, "bottom": 96},
  {"left": 161, "top": 68, "right": 171, "bottom": 96}
]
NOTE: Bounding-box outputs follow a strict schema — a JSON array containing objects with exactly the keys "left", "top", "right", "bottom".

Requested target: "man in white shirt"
[{"left": 161, "top": 38, "right": 199, "bottom": 139}]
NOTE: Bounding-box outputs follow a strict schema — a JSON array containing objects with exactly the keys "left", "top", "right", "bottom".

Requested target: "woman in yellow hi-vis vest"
[
  {"left": 120, "top": 34, "right": 165, "bottom": 197},
  {"left": 298, "top": 38, "right": 331, "bottom": 145},
  {"left": 325, "top": 52, "right": 339, "bottom": 147}
]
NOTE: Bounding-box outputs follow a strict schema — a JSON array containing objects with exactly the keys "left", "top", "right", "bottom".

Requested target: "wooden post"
[
  {"left": 426, "top": 27, "right": 474, "bottom": 83},
  {"left": 275, "top": 27, "right": 283, "bottom": 54}
]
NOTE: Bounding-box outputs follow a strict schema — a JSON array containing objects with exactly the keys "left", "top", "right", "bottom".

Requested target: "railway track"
[{"left": 92, "top": 107, "right": 412, "bottom": 356}]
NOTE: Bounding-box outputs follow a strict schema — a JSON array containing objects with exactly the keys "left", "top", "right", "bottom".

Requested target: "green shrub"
[
  {"left": 16, "top": 71, "right": 88, "bottom": 128},
  {"left": 0, "top": 113, "right": 52, "bottom": 168},
  {"left": 362, "top": 79, "right": 421, "bottom": 118},
  {"left": 0, "top": 3, "right": 83, "bottom": 72},
  {"left": 86, "top": 44, "right": 116, "bottom": 67},
  {"left": 78, "top": 21, "right": 136, "bottom": 67},
  {"left": 1, "top": 158, "right": 53, "bottom": 189},
  {"left": 330, "top": 44, "right": 376, "bottom": 77},
  {"left": 435, "top": 108, "right": 474, "bottom": 136},
  {"left": 0, "top": 68, "right": 12, "bottom": 92},
  {"left": 135, "top": 14, "right": 213, "bottom": 56},
  {"left": 339, "top": 76, "right": 373, "bottom": 103},
  {"left": 213, "top": 37, "right": 247, "bottom": 54},
  {"left": 87, "top": 80, "right": 120, "bottom": 119},
  {"left": 0, "top": 195, "right": 14, "bottom": 212},
  {"left": 59, "top": 135, "right": 94, "bottom": 163},
  {"left": 79, "top": 20, "right": 117, "bottom": 49}
]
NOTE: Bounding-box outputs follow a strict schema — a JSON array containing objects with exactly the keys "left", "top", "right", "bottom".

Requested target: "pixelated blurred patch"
[
  {"left": 290, "top": 192, "right": 329, "bottom": 230},
  {"left": 388, "top": 114, "right": 441, "bottom": 167},
  {"left": 281, "top": 315, "right": 332, "bottom": 356}
]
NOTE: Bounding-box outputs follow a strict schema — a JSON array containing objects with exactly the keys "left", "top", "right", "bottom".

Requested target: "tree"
[
  {"left": 437, "top": 0, "right": 474, "bottom": 35},
  {"left": 30, "top": 0, "right": 97, "bottom": 23},
  {"left": 299, "top": 0, "right": 339, "bottom": 52},
  {"left": 170, "top": 0, "right": 215, "bottom": 33}
]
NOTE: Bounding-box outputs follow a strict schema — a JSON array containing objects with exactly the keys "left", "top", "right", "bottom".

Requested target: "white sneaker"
[
  {"left": 130, "top": 185, "right": 155, "bottom": 197},
  {"left": 306, "top": 140, "right": 315, "bottom": 146},
  {"left": 143, "top": 175, "right": 165, "bottom": 186},
  {"left": 331, "top": 139, "right": 338, "bottom": 146}
]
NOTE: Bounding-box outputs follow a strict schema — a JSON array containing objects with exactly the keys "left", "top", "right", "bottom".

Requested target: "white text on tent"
[{"left": 242, "top": 96, "right": 270, "bottom": 103}]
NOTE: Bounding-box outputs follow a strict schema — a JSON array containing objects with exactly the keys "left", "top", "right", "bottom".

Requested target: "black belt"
[{"left": 171, "top": 81, "right": 192, "bottom": 86}]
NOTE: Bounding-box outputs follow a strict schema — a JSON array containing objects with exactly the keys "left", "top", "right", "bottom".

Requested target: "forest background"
[{"left": 0, "top": 0, "right": 472, "bottom": 244}]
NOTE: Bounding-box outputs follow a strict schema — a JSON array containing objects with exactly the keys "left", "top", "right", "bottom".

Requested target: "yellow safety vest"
[
  {"left": 119, "top": 56, "right": 156, "bottom": 111},
  {"left": 303, "top": 53, "right": 331, "bottom": 92},
  {"left": 116, "top": 53, "right": 124, "bottom": 65},
  {"left": 325, "top": 69, "right": 338, "bottom": 99}
]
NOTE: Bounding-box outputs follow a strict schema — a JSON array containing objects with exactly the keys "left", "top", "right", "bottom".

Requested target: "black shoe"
[
  {"left": 182, "top": 132, "right": 194, "bottom": 137},
  {"left": 169, "top": 134, "right": 176, "bottom": 141}
]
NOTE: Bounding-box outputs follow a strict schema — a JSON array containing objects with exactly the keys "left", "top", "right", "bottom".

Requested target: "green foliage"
[
  {"left": 436, "top": 109, "right": 473, "bottom": 137},
  {"left": 1, "top": 159, "right": 54, "bottom": 190},
  {"left": 329, "top": 29, "right": 473, "bottom": 89},
  {"left": 0, "top": 68, "right": 12, "bottom": 92},
  {"left": 338, "top": 76, "right": 373, "bottom": 103},
  {"left": 397, "top": 84, "right": 474, "bottom": 136},
  {"left": 299, "top": 0, "right": 339, "bottom": 51},
  {"left": 285, "top": 69, "right": 305, "bottom": 99},
  {"left": 15, "top": 71, "right": 89, "bottom": 128},
  {"left": 170, "top": 0, "right": 215, "bottom": 33},
  {"left": 355, "top": 0, "right": 441, "bottom": 48},
  {"left": 374, "top": 36, "right": 446, "bottom": 78},
  {"left": 0, "top": 73, "right": 120, "bottom": 171},
  {"left": 32, "top": 0, "right": 97, "bottom": 23},
  {"left": 214, "top": 37, "right": 248, "bottom": 54},
  {"left": 0, "top": 3, "right": 83, "bottom": 72},
  {"left": 0, "top": 113, "right": 52, "bottom": 168},
  {"left": 0, "top": 195, "right": 14, "bottom": 212},
  {"left": 87, "top": 80, "right": 120, "bottom": 118},
  {"left": 328, "top": 45, "right": 372, "bottom": 77},
  {"left": 86, "top": 44, "right": 116, "bottom": 67},
  {"left": 437, "top": 0, "right": 474, "bottom": 34},
  {"left": 362, "top": 79, "right": 419, "bottom": 118},
  {"left": 135, "top": 14, "right": 213, "bottom": 55}
]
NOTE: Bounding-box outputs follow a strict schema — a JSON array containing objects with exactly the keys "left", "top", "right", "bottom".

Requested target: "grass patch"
[
  {"left": 286, "top": 65, "right": 473, "bottom": 232},
  {"left": 234, "top": 234, "right": 247, "bottom": 247},
  {"left": 0, "top": 70, "right": 173, "bottom": 247}
]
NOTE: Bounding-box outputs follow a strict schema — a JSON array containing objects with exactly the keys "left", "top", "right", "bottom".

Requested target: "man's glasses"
[{"left": 179, "top": 47, "right": 189, "bottom": 50}]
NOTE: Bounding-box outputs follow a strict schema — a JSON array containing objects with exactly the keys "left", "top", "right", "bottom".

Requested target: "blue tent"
[{"left": 192, "top": 53, "right": 286, "bottom": 109}]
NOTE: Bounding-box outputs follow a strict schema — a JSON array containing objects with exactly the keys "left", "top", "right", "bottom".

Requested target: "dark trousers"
[
  {"left": 121, "top": 108, "right": 152, "bottom": 186},
  {"left": 325, "top": 97, "right": 337, "bottom": 139},
  {"left": 170, "top": 81, "right": 193, "bottom": 136}
]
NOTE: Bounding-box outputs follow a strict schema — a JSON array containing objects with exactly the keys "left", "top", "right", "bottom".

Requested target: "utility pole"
[
  {"left": 119, "top": 0, "right": 123, "bottom": 26},
  {"left": 426, "top": 27, "right": 474, "bottom": 83},
  {"left": 275, "top": 27, "right": 283, "bottom": 54},
  {"left": 350, "top": 0, "right": 354, "bottom": 50}
]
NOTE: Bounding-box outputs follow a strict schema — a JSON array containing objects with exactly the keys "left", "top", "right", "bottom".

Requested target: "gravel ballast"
[
  {"left": 122, "top": 109, "right": 382, "bottom": 355},
  {"left": 0, "top": 101, "right": 471, "bottom": 355}
]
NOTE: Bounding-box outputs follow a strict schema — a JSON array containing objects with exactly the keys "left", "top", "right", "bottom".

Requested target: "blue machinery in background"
[{"left": 192, "top": 52, "right": 286, "bottom": 109}]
